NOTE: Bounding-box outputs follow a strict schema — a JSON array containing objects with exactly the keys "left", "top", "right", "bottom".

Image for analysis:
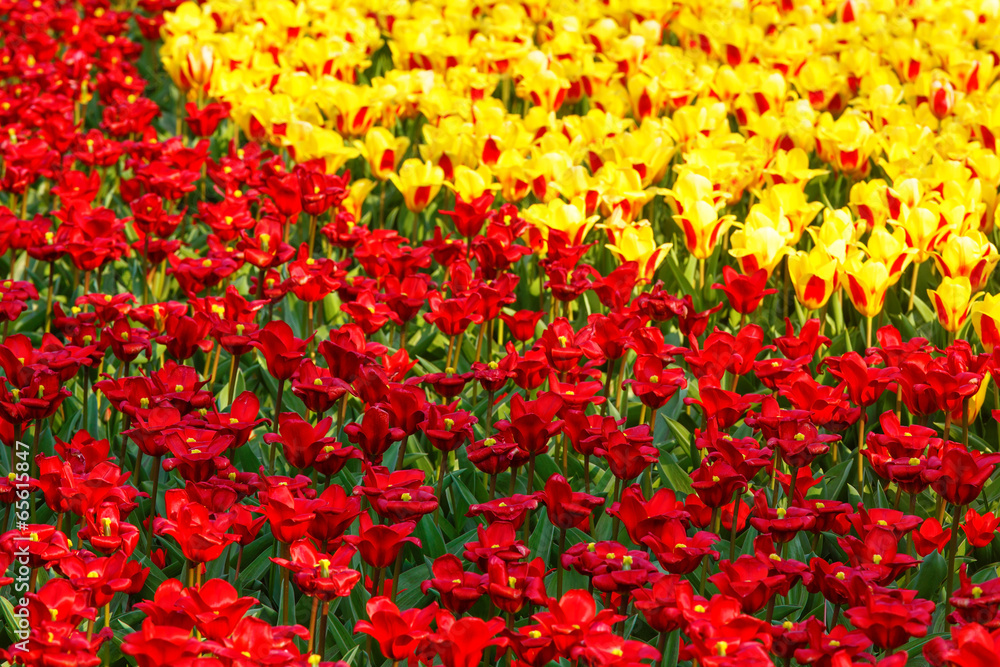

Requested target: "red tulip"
[
  {"left": 271, "top": 539, "right": 360, "bottom": 601},
  {"left": 535, "top": 474, "right": 605, "bottom": 530},
  {"left": 344, "top": 513, "right": 420, "bottom": 569},
  {"left": 420, "top": 554, "right": 485, "bottom": 614},
  {"left": 712, "top": 266, "right": 777, "bottom": 315},
  {"left": 708, "top": 555, "right": 786, "bottom": 613},
  {"left": 845, "top": 588, "right": 935, "bottom": 651},
  {"left": 924, "top": 446, "right": 1000, "bottom": 506},
  {"left": 962, "top": 508, "right": 1000, "bottom": 548},
  {"left": 252, "top": 320, "right": 311, "bottom": 381},
  {"left": 913, "top": 517, "right": 951, "bottom": 557},
  {"left": 354, "top": 597, "right": 437, "bottom": 662}
]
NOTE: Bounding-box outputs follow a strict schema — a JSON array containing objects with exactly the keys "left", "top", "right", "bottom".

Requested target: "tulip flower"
[
  {"left": 354, "top": 597, "right": 437, "bottom": 661},
  {"left": 604, "top": 223, "right": 672, "bottom": 283},
  {"left": 673, "top": 199, "right": 736, "bottom": 259},
  {"left": 261, "top": 485, "right": 325, "bottom": 545},
  {"left": 972, "top": 292, "right": 1000, "bottom": 351},
  {"left": 462, "top": 521, "right": 531, "bottom": 572},
  {"left": 178, "top": 579, "right": 257, "bottom": 641},
  {"left": 640, "top": 518, "right": 720, "bottom": 574},
  {"left": 945, "top": 565, "right": 1000, "bottom": 629},
  {"left": 420, "top": 554, "right": 485, "bottom": 614},
  {"left": 389, "top": 158, "right": 445, "bottom": 213},
  {"left": 928, "top": 277, "right": 974, "bottom": 333},
  {"left": 343, "top": 406, "right": 406, "bottom": 465},
  {"left": 709, "top": 555, "right": 786, "bottom": 613},
  {"left": 961, "top": 508, "right": 1000, "bottom": 548},
  {"left": 344, "top": 514, "right": 420, "bottom": 571},
  {"left": 729, "top": 208, "right": 792, "bottom": 277},
  {"left": 924, "top": 447, "right": 1000, "bottom": 507},
  {"left": 712, "top": 266, "right": 777, "bottom": 315},
  {"left": 356, "top": 126, "right": 409, "bottom": 181},
  {"left": 535, "top": 474, "right": 605, "bottom": 531},
  {"left": 845, "top": 259, "right": 893, "bottom": 342},
  {"left": 934, "top": 231, "right": 999, "bottom": 292},
  {"left": 845, "top": 589, "right": 935, "bottom": 652},
  {"left": 788, "top": 248, "right": 839, "bottom": 311},
  {"left": 485, "top": 556, "right": 548, "bottom": 614},
  {"left": 912, "top": 518, "right": 951, "bottom": 557}
]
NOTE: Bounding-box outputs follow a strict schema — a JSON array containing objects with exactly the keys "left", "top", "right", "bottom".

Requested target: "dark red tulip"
[{"left": 712, "top": 266, "right": 777, "bottom": 315}]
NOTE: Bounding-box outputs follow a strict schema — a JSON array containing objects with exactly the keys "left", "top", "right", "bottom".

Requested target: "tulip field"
[{"left": 9, "top": 0, "right": 1000, "bottom": 665}]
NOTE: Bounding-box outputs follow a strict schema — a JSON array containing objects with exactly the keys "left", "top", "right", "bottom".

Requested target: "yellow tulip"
[
  {"left": 522, "top": 197, "right": 599, "bottom": 250},
  {"left": 550, "top": 166, "right": 602, "bottom": 216},
  {"left": 893, "top": 205, "right": 948, "bottom": 263},
  {"left": 788, "top": 248, "right": 839, "bottom": 310},
  {"left": 763, "top": 148, "right": 828, "bottom": 188},
  {"left": 326, "top": 85, "right": 379, "bottom": 138},
  {"left": 526, "top": 150, "right": 576, "bottom": 203},
  {"left": 815, "top": 111, "right": 878, "bottom": 178},
  {"left": 293, "top": 125, "right": 359, "bottom": 174},
  {"left": 388, "top": 159, "right": 445, "bottom": 213},
  {"left": 673, "top": 200, "right": 736, "bottom": 260},
  {"left": 608, "top": 122, "right": 676, "bottom": 188},
  {"left": 959, "top": 372, "right": 992, "bottom": 422},
  {"left": 927, "top": 277, "right": 974, "bottom": 333},
  {"left": 754, "top": 184, "right": 824, "bottom": 245},
  {"left": 162, "top": 35, "right": 216, "bottom": 99},
  {"left": 356, "top": 127, "right": 410, "bottom": 182},
  {"left": 661, "top": 171, "right": 729, "bottom": 216},
  {"left": 971, "top": 293, "right": 1000, "bottom": 351},
  {"left": 448, "top": 165, "right": 498, "bottom": 202},
  {"left": 729, "top": 213, "right": 790, "bottom": 278},
  {"left": 808, "top": 208, "right": 861, "bottom": 266},
  {"left": 848, "top": 179, "right": 890, "bottom": 230},
  {"left": 933, "top": 231, "right": 1000, "bottom": 292},
  {"left": 605, "top": 224, "right": 672, "bottom": 283},
  {"left": 794, "top": 55, "right": 847, "bottom": 112},
  {"left": 492, "top": 150, "right": 532, "bottom": 203},
  {"left": 862, "top": 226, "right": 915, "bottom": 280},
  {"left": 516, "top": 55, "right": 570, "bottom": 113},
  {"left": 845, "top": 259, "right": 892, "bottom": 319},
  {"left": 341, "top": 179, "right": 377, "bottom": 223},
  {"left": 595, "top": 165, "right": 653, "bottom": 223}
]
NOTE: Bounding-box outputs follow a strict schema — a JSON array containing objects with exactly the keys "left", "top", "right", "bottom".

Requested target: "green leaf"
[
  {"left": 913, "top": 549, "right": 948, "bottom": 602},
  {"left": 661, "top": 461, "right": 694, "bottom": 495}
]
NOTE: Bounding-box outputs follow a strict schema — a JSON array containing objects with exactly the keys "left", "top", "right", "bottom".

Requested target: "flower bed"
[{"left": 1, "top": 0, "right": 1000, "bottom": 666}]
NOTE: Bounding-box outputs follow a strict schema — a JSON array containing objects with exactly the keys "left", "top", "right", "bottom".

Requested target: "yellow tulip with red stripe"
[
  {"left": 971, "top": 293, "right": 1000, "bottom": 351},
  {"left": 673, "top": 199, "right": 736, "bottom": 260},
  {"left": 845, "top": 258, "right": 892, "bottom": 319},
  {"left": 788, "top": 248, "right": 839, "bottom": 310},
  {"left": 927, "top": 277, "right": 974, "bottom": 333},
  {"left": 389, "top": 159, "right": 445, "bottom": 213},
  {"left": 605, "top": 222, "right": 673, "bottom": 283},
  {"left": 933, "top": 231, "right": 999, "bottom": 293},
  {"left": 356, "top": 127, "right": 410, "bottom": 182}
]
